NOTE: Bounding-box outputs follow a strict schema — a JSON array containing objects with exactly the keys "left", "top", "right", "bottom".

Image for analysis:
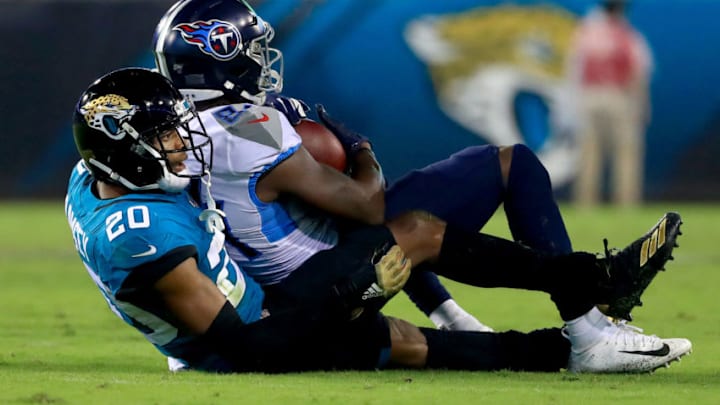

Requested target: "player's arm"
[
  {"left": 152, "top": 255, "right": 344, "bottom": 371},
  {"left": 257, "top": 144, "right": 385, "bottom": 224},
  {"left": 153, "top": 256, "right": 227, "bottom": 334}
]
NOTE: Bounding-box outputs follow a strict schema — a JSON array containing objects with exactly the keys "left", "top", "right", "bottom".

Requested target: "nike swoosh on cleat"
[
  {"left": 620, "top": 344, "right": 670, "bottom": 357},
  {"left": 248, "top": 113, "right": 269, "bottom": 124},
  {"left": 132, "top": 245, "right": 158, "bottom": 258}
]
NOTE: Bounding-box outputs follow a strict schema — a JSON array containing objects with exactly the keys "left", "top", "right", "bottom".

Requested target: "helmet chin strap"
[
  {"left": 157, "top": 168, "right": 190, "bottom": 193},
  {"left": 198, "top": 170, "right": 227, "bottom": 234},
  {"left": 142, "top": 140, "right": 190, "bottom": 193},
  {"left": 239, "top": 89, "right": 266, "bottom": 105}
]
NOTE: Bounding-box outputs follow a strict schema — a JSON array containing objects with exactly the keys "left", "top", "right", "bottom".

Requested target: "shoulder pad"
[
  {"left": 109, "top": 205, "right": 192, "bottom": 264},
  {"left": 209, "top": 104, "right": 284, "bottom": 149}
]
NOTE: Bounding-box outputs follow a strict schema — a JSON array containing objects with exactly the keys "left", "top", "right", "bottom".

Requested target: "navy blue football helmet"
[
  {"left": 73, "top": 68, "right": 212, "bottom": 192},
  {"left": 153, "top": 0, "right": 283, "bottom": 104}
]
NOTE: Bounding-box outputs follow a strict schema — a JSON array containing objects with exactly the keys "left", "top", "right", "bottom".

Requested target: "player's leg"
[
  {"left": 386, "top": 211, "right": 692, "bottom": 372},
  {"left": 218, "top": 303, "right": 568, "bottom": 372},
  {"left": 502, "top": 144, "right": 572, "bottom": 255},
  {"left": 388, "top": 144, "right": 571, "bottom": 254},
  {"left": 387, "top": 211, "right": 599, "bottom": 320},
  {"left": 206, "top": 301, "right": 392, "bottom": 372},
  {"left": 385, "top": 143, "right": 572, "bottom": 329},
  {"left": 392, "top": 210, "right": 682, "bottom": 320},
  {"left": 573, "top": 96, "right": 604, "bottom": 207},
  {"left": 385, "top": 145, "right": 505, "bottom": 331},
  {"left": 610, "top": 99, "right": 644, "bottom": 207},
  {"left": 385, "top": 145, "right": 504, "bottom": 232},
  {"left": 385, "top": 316, "right": 571, "bottom": 371}
]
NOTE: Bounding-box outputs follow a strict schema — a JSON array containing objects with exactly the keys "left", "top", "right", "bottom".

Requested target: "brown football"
[{"left": 294, "top": 119, "right": 347, "bottom": 172}]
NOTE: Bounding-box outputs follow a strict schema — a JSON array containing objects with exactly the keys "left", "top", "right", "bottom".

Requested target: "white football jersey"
[{"left": 187, "top": 103, "right": 338, "bottom": 285}]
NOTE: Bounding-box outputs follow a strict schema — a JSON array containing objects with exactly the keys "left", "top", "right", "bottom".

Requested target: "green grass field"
[{"left": 1, "top": 201, "right": 719, "bottom": 404}]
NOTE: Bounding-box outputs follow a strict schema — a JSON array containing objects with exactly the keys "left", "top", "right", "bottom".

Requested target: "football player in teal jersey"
[{"left": 66, "top": 67, "right": 691, "bottom": 374}]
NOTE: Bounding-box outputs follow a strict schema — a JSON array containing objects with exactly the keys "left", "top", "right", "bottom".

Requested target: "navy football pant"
[{"left": 385, "top": 144, "right": 571, "bottom": 315}]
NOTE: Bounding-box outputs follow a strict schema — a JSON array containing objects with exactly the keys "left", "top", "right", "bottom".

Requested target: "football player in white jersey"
[
  {"left": 152, "top": 0, "right": 489, "bottom": 332},
  {"left": 154, "top": 0, "right": 670, "bottom": 327},
  {"left": 147, "top": 1, "right": 693, "bottom": 373}
]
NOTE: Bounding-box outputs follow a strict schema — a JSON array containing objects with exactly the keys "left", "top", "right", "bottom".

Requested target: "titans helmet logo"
[
  {"left": 173, "top": 19, "right": 242, "bottom": 61},
  {"left": 80, "top": 94, "right": 138, "bottom": 140}
]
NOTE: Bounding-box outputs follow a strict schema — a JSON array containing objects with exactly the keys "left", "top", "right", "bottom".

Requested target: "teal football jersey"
[{"left": 65, "top": 161, "right": 264, "bottom": 371}]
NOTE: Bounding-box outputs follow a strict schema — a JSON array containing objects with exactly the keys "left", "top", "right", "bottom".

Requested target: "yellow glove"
[{"left": 374, "top": 245, "right": 412, "bottom": 298}]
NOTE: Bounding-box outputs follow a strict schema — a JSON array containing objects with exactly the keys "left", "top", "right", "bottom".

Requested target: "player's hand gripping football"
[
  {"left": 315, "top": 104, "right": 370, "bottom": 159},
  {"left": 374, "top": 245, "right": 412, "bottom": 298},
  {"left": 265, "top": 93, "right": 309, "bottom": 126}
]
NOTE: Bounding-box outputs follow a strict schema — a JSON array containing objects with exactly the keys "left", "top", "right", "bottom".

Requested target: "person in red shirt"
[{"left": 567, "top": 0, "right": 653, "bottom": 207}]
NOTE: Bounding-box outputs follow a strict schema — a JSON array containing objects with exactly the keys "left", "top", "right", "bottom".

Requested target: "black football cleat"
[{"left": 596, "top": 212, "right": 682, "bottom": 321}]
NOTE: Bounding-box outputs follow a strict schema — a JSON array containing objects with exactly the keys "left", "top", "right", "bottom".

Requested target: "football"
[{"left": 294, "top": 119, "right": 347, "bottom": 172}]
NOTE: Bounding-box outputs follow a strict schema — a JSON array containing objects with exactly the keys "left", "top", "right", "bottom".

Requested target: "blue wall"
[
  {"left": 259, "top": 0, "right": 720, "bottom": 198},
  {"left": 4, "top": 0, "right": 719, "bottom": 199}
]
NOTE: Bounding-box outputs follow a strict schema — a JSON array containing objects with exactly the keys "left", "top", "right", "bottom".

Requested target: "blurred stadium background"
[
  {"left": 2, "top": 0, "right": 718, "bottom": 201},
  {"left": 2, "top": 4, "right": 719, "bottom": 399}
]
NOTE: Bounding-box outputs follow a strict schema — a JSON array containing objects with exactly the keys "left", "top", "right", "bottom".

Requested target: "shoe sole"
[
  {"left": 569, "top": 346, "right": 692, "bottom": 374},
  {"left": 648, "top": 349, "right": 692, "bottom": 373}
]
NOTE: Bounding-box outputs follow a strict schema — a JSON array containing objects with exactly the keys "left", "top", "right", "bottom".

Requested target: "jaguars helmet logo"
[{"left": 80, "top": 94, "right": 138, "bottom": 140}]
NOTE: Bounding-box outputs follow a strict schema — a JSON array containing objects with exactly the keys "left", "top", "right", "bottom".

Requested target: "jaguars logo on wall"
[
  {"left": 405, "top": 5, "right": 579, "bottom": 186},
  {"left": 80, "top": 94, "right": 138, "bottom": 140}
]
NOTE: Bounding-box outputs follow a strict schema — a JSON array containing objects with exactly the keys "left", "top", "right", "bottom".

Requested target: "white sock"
[
  {"left": 564, "top": 306, "right": 614, "bottom": 352},
  {"left": 429, "top": 299, "right": 493, "bottom": 332}
]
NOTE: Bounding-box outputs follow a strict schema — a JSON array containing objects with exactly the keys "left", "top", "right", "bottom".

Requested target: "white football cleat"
[{"left": 566, "top": 323, "right": 692, "bottom": 373}]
